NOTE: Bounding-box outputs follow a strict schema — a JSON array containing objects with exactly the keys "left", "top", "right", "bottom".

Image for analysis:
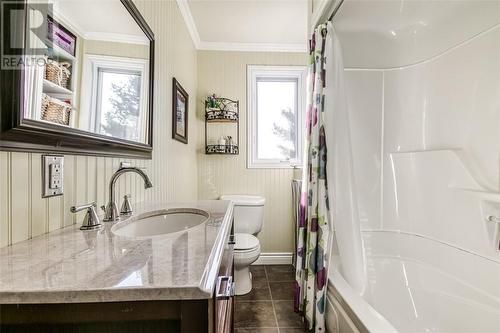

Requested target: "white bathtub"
[{"left": 326, "top": 231, "right": 500, "bottom": 333}]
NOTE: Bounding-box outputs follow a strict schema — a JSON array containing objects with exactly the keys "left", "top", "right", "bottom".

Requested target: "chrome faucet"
[
  {"left": 71, "top": 202, "right": 101, "bottom": 230},
  {"left": 102, "top": 165, "right": 153, "bottom": 222}
]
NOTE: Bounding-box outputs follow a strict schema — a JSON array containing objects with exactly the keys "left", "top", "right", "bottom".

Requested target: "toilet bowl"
[
  {"left": 220, "top": 195, "right": 265, "bottom": 295},
  {"left": 233, "top": 233, "right": 261, "bottom": 295}
]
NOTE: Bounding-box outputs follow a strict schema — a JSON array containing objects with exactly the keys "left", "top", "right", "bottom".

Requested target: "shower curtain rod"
[{"left": 328, "top": 0, "right": 345, "bottom": 22}]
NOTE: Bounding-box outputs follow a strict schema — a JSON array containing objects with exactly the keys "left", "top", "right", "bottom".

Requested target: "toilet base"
[{"left": 234, "top": 266, "right": 253, "bottom": 295}]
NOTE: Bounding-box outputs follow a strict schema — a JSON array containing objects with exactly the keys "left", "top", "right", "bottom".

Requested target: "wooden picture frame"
[{"left": 172, "top": 78, "right": 188, "bottom": 144}]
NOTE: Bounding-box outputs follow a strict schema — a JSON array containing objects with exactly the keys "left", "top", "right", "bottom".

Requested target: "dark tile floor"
[{"left": 235, "top": 265, "right": 308, "bottom": 333}]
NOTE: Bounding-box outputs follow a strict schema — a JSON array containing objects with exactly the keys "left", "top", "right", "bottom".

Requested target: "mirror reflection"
[{"left": 24, "top": 0, "right": 151, "bottom": 144}]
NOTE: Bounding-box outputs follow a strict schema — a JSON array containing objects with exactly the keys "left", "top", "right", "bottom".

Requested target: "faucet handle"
[
  {"left": 120, "top": 194, "right": 133, "bottom": 216},
  {"left": 71, "top": 202, "right": 96, "bottom": 213},
  {"left": 71, "top": 203, "right": 101, "bottom": 231}
]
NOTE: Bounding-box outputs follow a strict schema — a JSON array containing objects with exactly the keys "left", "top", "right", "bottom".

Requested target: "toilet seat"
[
  {"left": 234, "top": 245, "right": 260, "bottom": 260},
  {"left": 234, "top": 233, "right": 260, "bottom": 252}
]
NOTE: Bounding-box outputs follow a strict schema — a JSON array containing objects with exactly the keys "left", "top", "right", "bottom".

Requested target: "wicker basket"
[
  {"left": 45, "top": 59, "right": 71, "bottom": 89},
  {"left": 41, "top": 94, "right": 72, "bottom": 126}
]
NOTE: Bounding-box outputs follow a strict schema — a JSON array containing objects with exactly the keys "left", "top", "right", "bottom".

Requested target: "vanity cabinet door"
[{"left": 215, "top": 240, "right": 234, "bottom": 333}]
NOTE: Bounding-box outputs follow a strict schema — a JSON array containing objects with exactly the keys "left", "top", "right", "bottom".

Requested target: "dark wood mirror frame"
[{"left": 0, "top": 0, "right": 154, "bottom": 159}]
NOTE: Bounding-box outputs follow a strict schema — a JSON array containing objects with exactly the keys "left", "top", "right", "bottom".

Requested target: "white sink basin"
[{"left": 111, "top": 208, "right": 209, "bottom": 238}]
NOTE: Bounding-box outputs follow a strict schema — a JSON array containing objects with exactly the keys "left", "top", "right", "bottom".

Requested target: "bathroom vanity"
[{"left": 0, "top": 200, "right": 234, "bottom": 332}]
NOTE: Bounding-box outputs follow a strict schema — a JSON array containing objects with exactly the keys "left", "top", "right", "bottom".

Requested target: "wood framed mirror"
[{"left": 0, "top": 0, "right": 154, "bottom": 158}]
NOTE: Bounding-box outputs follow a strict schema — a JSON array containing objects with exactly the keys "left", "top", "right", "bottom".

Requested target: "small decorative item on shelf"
[
  {"left": 41, "top": 93, "right": 72, "bottom": 126},
  {"left": 205, "top": 94, "right": 239, "bottom": 122},
  {"left": 206, "top": 145, "right": 239, "bottom": 155},
  {"left": 206, "top": 94, "right": 220, "bottom": 109},
  {"left": 47, "top": 15, "right": 77, "bottom": 57},
  {"left": 205, "top": 96, "right": 239, "bottom": 155},
  {"left": 45, "top": 59, "right": 71, "bottom": 89}
]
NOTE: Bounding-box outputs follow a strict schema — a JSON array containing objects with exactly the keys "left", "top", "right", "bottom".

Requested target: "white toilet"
[{"left": 220, "top": 194, "right": 265, "bottom": 295}]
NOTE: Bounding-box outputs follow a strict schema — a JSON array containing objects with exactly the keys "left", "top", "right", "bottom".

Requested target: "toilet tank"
[{"left": 220, "top": 195, "right": 265, "bottom": 235}]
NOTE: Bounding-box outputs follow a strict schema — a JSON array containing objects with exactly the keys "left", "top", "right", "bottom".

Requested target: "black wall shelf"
[
  {"left": 205, "top": 97, "right": 239, "bottom": 155},
  {"left": 206, "top": 144, "right": 239, "bottom": 155}
]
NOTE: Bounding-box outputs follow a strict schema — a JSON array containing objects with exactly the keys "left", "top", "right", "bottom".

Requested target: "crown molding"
[
  {"left": 176, "top": 0, "right": 201, "bottom": 49},
  {"left": 176, "top": 0, "right": 307, "bottom": 53},
  {"left": 52, "top": 8, "right": 149, "bottom": 46},
  {"left": 84, "top": 32, "right": 149, "bottom": 45},
  {"left": 198, "top": 41, "right": 307, "bottom": 53}
]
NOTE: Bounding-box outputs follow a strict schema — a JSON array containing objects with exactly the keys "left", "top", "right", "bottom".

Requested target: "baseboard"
[{"left": 253, "top": 252, "right": 293, "bottom": 265}]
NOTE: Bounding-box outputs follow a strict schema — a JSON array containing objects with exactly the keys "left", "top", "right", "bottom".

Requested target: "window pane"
[
  {"left": 257, "top": 79, "right": 298, "bottom": 160},
  {"left": 97, "top": 70, "right": 142, "bottom": 142}
]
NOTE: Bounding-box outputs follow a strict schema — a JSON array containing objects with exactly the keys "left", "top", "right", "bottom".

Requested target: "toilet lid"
[{"left": 234, "top": 233, "right": 259, "bottom": 250}]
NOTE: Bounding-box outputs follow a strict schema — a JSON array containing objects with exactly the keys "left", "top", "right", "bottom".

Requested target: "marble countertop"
[{"left": 0, "top": 200, "right": 233, "bottom": 304}]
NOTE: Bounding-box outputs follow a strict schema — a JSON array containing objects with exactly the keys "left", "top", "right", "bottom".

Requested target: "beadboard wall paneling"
[
  {"left": 0, "top": 0, "right": 198, "bottom": 247},
  {"left": 197, "top": 51, "right": 307, "bottom": 253}
]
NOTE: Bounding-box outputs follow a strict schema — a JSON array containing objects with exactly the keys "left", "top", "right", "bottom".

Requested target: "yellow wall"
[
  {"left": 82, "top": 40, "right": 149, "bottom": 60},
  {"left": 0, "top": 3, "right": 308, "bottom": 254},
  {"left": 0, "top": 0, "right": 198, "bottom": 247},
  {"left": 197, "top": 51, "right": 307, "bottom": 253}
]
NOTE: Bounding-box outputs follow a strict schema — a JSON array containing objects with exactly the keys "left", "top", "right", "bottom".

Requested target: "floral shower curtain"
[{"left": 294, "top": 23, "right": 331, "bottom": 332}]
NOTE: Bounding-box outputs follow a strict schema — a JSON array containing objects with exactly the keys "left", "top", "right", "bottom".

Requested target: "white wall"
[
  {"left": 344, "top": 70, "right": 383, "bottom": 230},
  {"left": 0, "top": 0, "right": 199, "bottom": 247}
]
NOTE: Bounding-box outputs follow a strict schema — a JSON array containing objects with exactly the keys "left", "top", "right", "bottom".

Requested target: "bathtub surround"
[
  {"left": 197, "top": 51, "right": 308, "bottom": 255},
  {"left": 336, "top": 7, "right": 500, "bottom": 263},
  {"left": 0, "top": 0, "right": 198, "bottom": 247},
  {"left": 318, "top": 0, "right": 500, "bottom": 331},
  {"left": 295, "top": 23, "right": 331, "bottom": 333}
]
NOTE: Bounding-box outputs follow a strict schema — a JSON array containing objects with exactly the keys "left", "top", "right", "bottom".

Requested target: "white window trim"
[
  {"left": 80, "top": 54, "right": 149, "bottom": 143},
  {"left": 247, "top": 65, "right": 306, "bottom": 169}
]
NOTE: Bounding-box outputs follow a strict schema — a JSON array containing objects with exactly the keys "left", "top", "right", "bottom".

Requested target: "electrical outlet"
[{"left": 42, "top": 155, "right": 64, "bottom": 197}]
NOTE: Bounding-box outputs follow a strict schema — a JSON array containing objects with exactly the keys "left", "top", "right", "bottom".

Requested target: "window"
[
  {"left": 95, "top": 68, "right": 142, "bottom": 142},
  {"left": 80, "top": 54, "right": 149, "bottom": 143},
  {"left": 247, "top": 65, "right": 306, "bottom": 168}
]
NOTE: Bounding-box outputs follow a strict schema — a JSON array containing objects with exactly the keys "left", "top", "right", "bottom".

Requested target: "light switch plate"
[{"left": 42, "top": 155, "right": 64, "bottom": 198}]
